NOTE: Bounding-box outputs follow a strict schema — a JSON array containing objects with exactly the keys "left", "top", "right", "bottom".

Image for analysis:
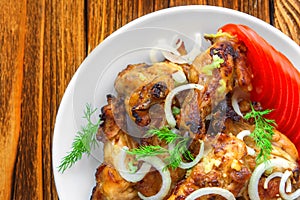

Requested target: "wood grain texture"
[
  {"left": 41, "top": 1, "right": 86, "bottom": 200},
  {"left": 0, "top": 0, "right": 299, "bottom": 199},
  {"left": 274, "top": 0, "right": 300, "bottom": 45},
  {"left": 0, "top": 0, "right": 26, "bottom": 199},
  {"left": 13, "top": 0, "right": 45, "bottom": 199}
]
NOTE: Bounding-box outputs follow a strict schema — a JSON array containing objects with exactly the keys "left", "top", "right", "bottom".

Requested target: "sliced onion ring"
[
  {"left": 248, "top": 157, "right": 294, "bottom": 200},
  {"left": 162, "top": 51, "right": 188, "bottom": 64},
  {"left": 263, "top": 172, "right": 283, "bottom": 189},
  {"left": 263, "top": 171, "right": 292, "bottom": 193},
  {"left": 185, "top": 187, "right": 236, "bottom": 200},
  {"left": 179, "top": 140, "right": 204, "bottom": 169},
  {"left": 164, "top": 84, "right": 204, "bottom": 127},
  {"left": 137, "top": 156, "right": 171, "bottom": 200},
  {"left": 279, "top": 170, "right": 300, "bottom": 199},
  {"left": 231, "top": 87, "right": 249, "bottom": 117},
  {"left": 117, "top": 146, "right": 151, "bottom": 182},
  {"left": 236, "top": 130, "right": 256, "bottom": 156}
]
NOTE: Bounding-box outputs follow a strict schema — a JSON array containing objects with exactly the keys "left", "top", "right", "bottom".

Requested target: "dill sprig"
[
  {"left": 58, "top": 104, "right": 101, "bottom": 173},
  {"left": 127, "top": 126, "right": 193, "bottom": 170},
  {"left": 244, "top": 104, "right": 276, "bottom": 163},
  {"left": 127, "top": 145, "right": 168, "bottom": 159}
]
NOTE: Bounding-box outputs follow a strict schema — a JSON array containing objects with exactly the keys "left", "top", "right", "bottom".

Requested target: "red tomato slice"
[{"left": 219, "top": 24, "right": 300, "bottom": 150}]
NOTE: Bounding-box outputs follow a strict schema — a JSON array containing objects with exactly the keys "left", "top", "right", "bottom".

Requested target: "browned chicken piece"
[
  {"left": 97, "top": 95, "right": 127, "bottom": 140},
  {"left": 202, "top": 34, "right": 253, "bottom": 93},
  {"left": 271, "top": 129, "right": 299, "bottom": 162},
  {"left": 91, "top": 164, "right": 139, "bottom": 200},
  {"left": 135, "top": 167, "right": 186, "bottom": 199},
  {"left": 92, "top": 95, "right": 187, "bottom": 199},
  {"left": 168, "top": 133, "right": 252, "bottom": 200},
  {"left": 127, "top": 79, "right": 171, "bottom": 126},
  {"left": 114, "top": 62, "right": 183, "bottom": 127},
  {"left": 174, "top": 34, "right": 253, "bottom": 139},
  {"left": 114, "top": 62, "right": 182, "bottom": 97},
  {"left": 177, "top": 89, "right": 207, "bottom": 139},
  {"left": 92, "top": 95, "right": 140, "bottom": 200}
]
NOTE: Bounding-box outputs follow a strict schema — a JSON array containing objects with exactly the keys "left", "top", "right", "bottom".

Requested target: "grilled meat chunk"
[
  {"left": 92, "top": 95, "right": 139, "bottom": 199},
  {"left": 114, "top": 62, "right": 183, "bottom": 126},
  {"left": 168, "top": 133, "right": 251, "bottom": 200},
  {"left": 91, "top": 164, "right": 139, "bottom": 200}
]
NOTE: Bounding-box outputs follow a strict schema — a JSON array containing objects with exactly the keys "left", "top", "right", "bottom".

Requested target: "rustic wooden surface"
[{"left": 0, "top": 0, "right": 299, "bottom": 199}]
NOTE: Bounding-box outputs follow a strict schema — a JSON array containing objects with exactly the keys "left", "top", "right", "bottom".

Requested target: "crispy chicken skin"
[
  {"left": 168, "top": 133, "right": 252, "bottom": 200},
  {"left": 92, "top": 95, "right": 186, "bottom": 199},
  {"left": 91, "top": 164, "right": 139, "bottom": 200},
  {"left": 114, "top": 62, "right": 182, "bottom": 126},
  {"left": 92, "top": 95, "right": 139, "bottom": 200}
]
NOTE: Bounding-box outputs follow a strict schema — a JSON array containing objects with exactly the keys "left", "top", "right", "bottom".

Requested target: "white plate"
[{"left": 52, "top": 5, "right": 300, "bottom": 199}]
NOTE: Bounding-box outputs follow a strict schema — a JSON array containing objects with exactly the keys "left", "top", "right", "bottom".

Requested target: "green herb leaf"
[
  {"left": 172, "top": 106, "right": 181, "bottom": 115},
  {"left": 126, "top": 145, "right": 168, "bottom": 159},
  {"left": 201, "top": 55, "right": 224, "bottom": 75},
  {"left": 244, "top": 104, "right": 276, "bottom": 163},
  {"left": 204, "top": 30, "right": 235, "bottom": 40},
  {"left": 58, "top": 104, "right": 101, "bottom": 173},
  {"left": 128, "top": 126, "right": 193, "bottom": 170}
]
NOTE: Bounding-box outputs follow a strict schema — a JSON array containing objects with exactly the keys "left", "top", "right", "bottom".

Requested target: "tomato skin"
[{"left": 219, "top": 24, "right": 300, "bottom": 153}]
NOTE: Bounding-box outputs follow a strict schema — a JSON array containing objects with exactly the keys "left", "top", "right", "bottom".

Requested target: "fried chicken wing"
[
  {"left": 91, "top": 164, "right": 139, "bottom": 200},
  {"left": 168, "top": 133, "right": 251, "bottom": 200},
  {"left": 115, "top": 62, "right": 183, "bottom": 127}
]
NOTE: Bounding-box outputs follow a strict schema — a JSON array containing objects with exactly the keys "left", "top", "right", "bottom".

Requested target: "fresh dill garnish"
[
  {"left": 58, "top": 104, "right": 101, "bottom": 173},
  {"left": 127, "top": 126, "right": 193, "bottom": 170},
  {"left": 127, "top": 145, "right": 168, "bottom": 159},
  {"left": 244, "top": 104, "right": 276, "bottom": 163}
]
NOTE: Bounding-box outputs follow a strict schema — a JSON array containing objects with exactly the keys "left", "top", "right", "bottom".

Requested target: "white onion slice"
[
  {"left": 175, "top": 38, "right": 184, "bottom": 49},
  {"left": 161, "top": 34, "right": 202, "bottom": 64},
  {"left": 236, "top": 130, "right": 256, "bottom": 156},
  {"left": 179, "top": 140, "right": 204, "bottom": 169},
  {"left": 264, "top": 172, "right": 283, "bottom": 189},
  {"left": 231, "top": 87, "right": 249, "bottom": 117},
  {"left": 232, "top": 94, "right": 243, "bottom": 117},
  {"left": 162, "top": 51, "right": 188, "bottom": 64},
  {"left": 172, "top": 70, "right": 187, "bottom": 84},
  {"left": 279, "top": 170, "right": 300, "bottom": 199},
  {"left": 164, "top": 84, "right": 204, "bottom": 127},
  {"left": 263, "top": 171, "right": 292, "bottom": 192},
  {"left": 137, "top": 156, "right": 171, "bottom": 200},
  {"left": 117, "top": 146, "right": 151, "bottom": 182},
  {"left": 185, "top": 187, "right": 236, "bottom": 200},
  {"left": 248, "top": 157, "right": 293, "bottom": 200}
]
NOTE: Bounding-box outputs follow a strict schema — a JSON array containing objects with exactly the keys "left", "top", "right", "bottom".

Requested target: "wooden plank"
[
  {"left": 274, "top": 0, "right": 300, "bottom": 45},
  {"left": 87, "top": 0, "right": 118, "bottom": 53},
  {"left": 170, "top": 0, "right": 270, "bottom": 23},
  {"left": 87, "top": 0, "right": 170, "bottom": 53},
  {"left": 9, "top": 0, "right": 86, "bottom": 199},
  {"left": 42, "top": 0, "right": 86, "bottom": 199},
  {"left": 12, "top": 0, "right": 45, "bottom": 199},
  {"left": 0, "top": 0, "right": 26, "bottom": 199}
]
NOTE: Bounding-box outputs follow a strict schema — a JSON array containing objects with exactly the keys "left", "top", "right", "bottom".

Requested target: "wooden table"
[{"left": 1, "top": 0, "right": 299, "bottom": 199}]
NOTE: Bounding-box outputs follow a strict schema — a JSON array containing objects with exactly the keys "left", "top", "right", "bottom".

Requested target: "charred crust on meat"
[
  {"left": 293, "top": 168, "right": 300, "bottom": 182},
  {"left": 131, "top": 108, "right": 143, "bottom": 123},
  {"left": 150, "top": 82, "right": 168, "bottom": 99}
]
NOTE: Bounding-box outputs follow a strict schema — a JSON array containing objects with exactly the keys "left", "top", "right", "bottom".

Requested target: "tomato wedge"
[{"left": 219, "top": 24, "right": 300, "bottom": 153}]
